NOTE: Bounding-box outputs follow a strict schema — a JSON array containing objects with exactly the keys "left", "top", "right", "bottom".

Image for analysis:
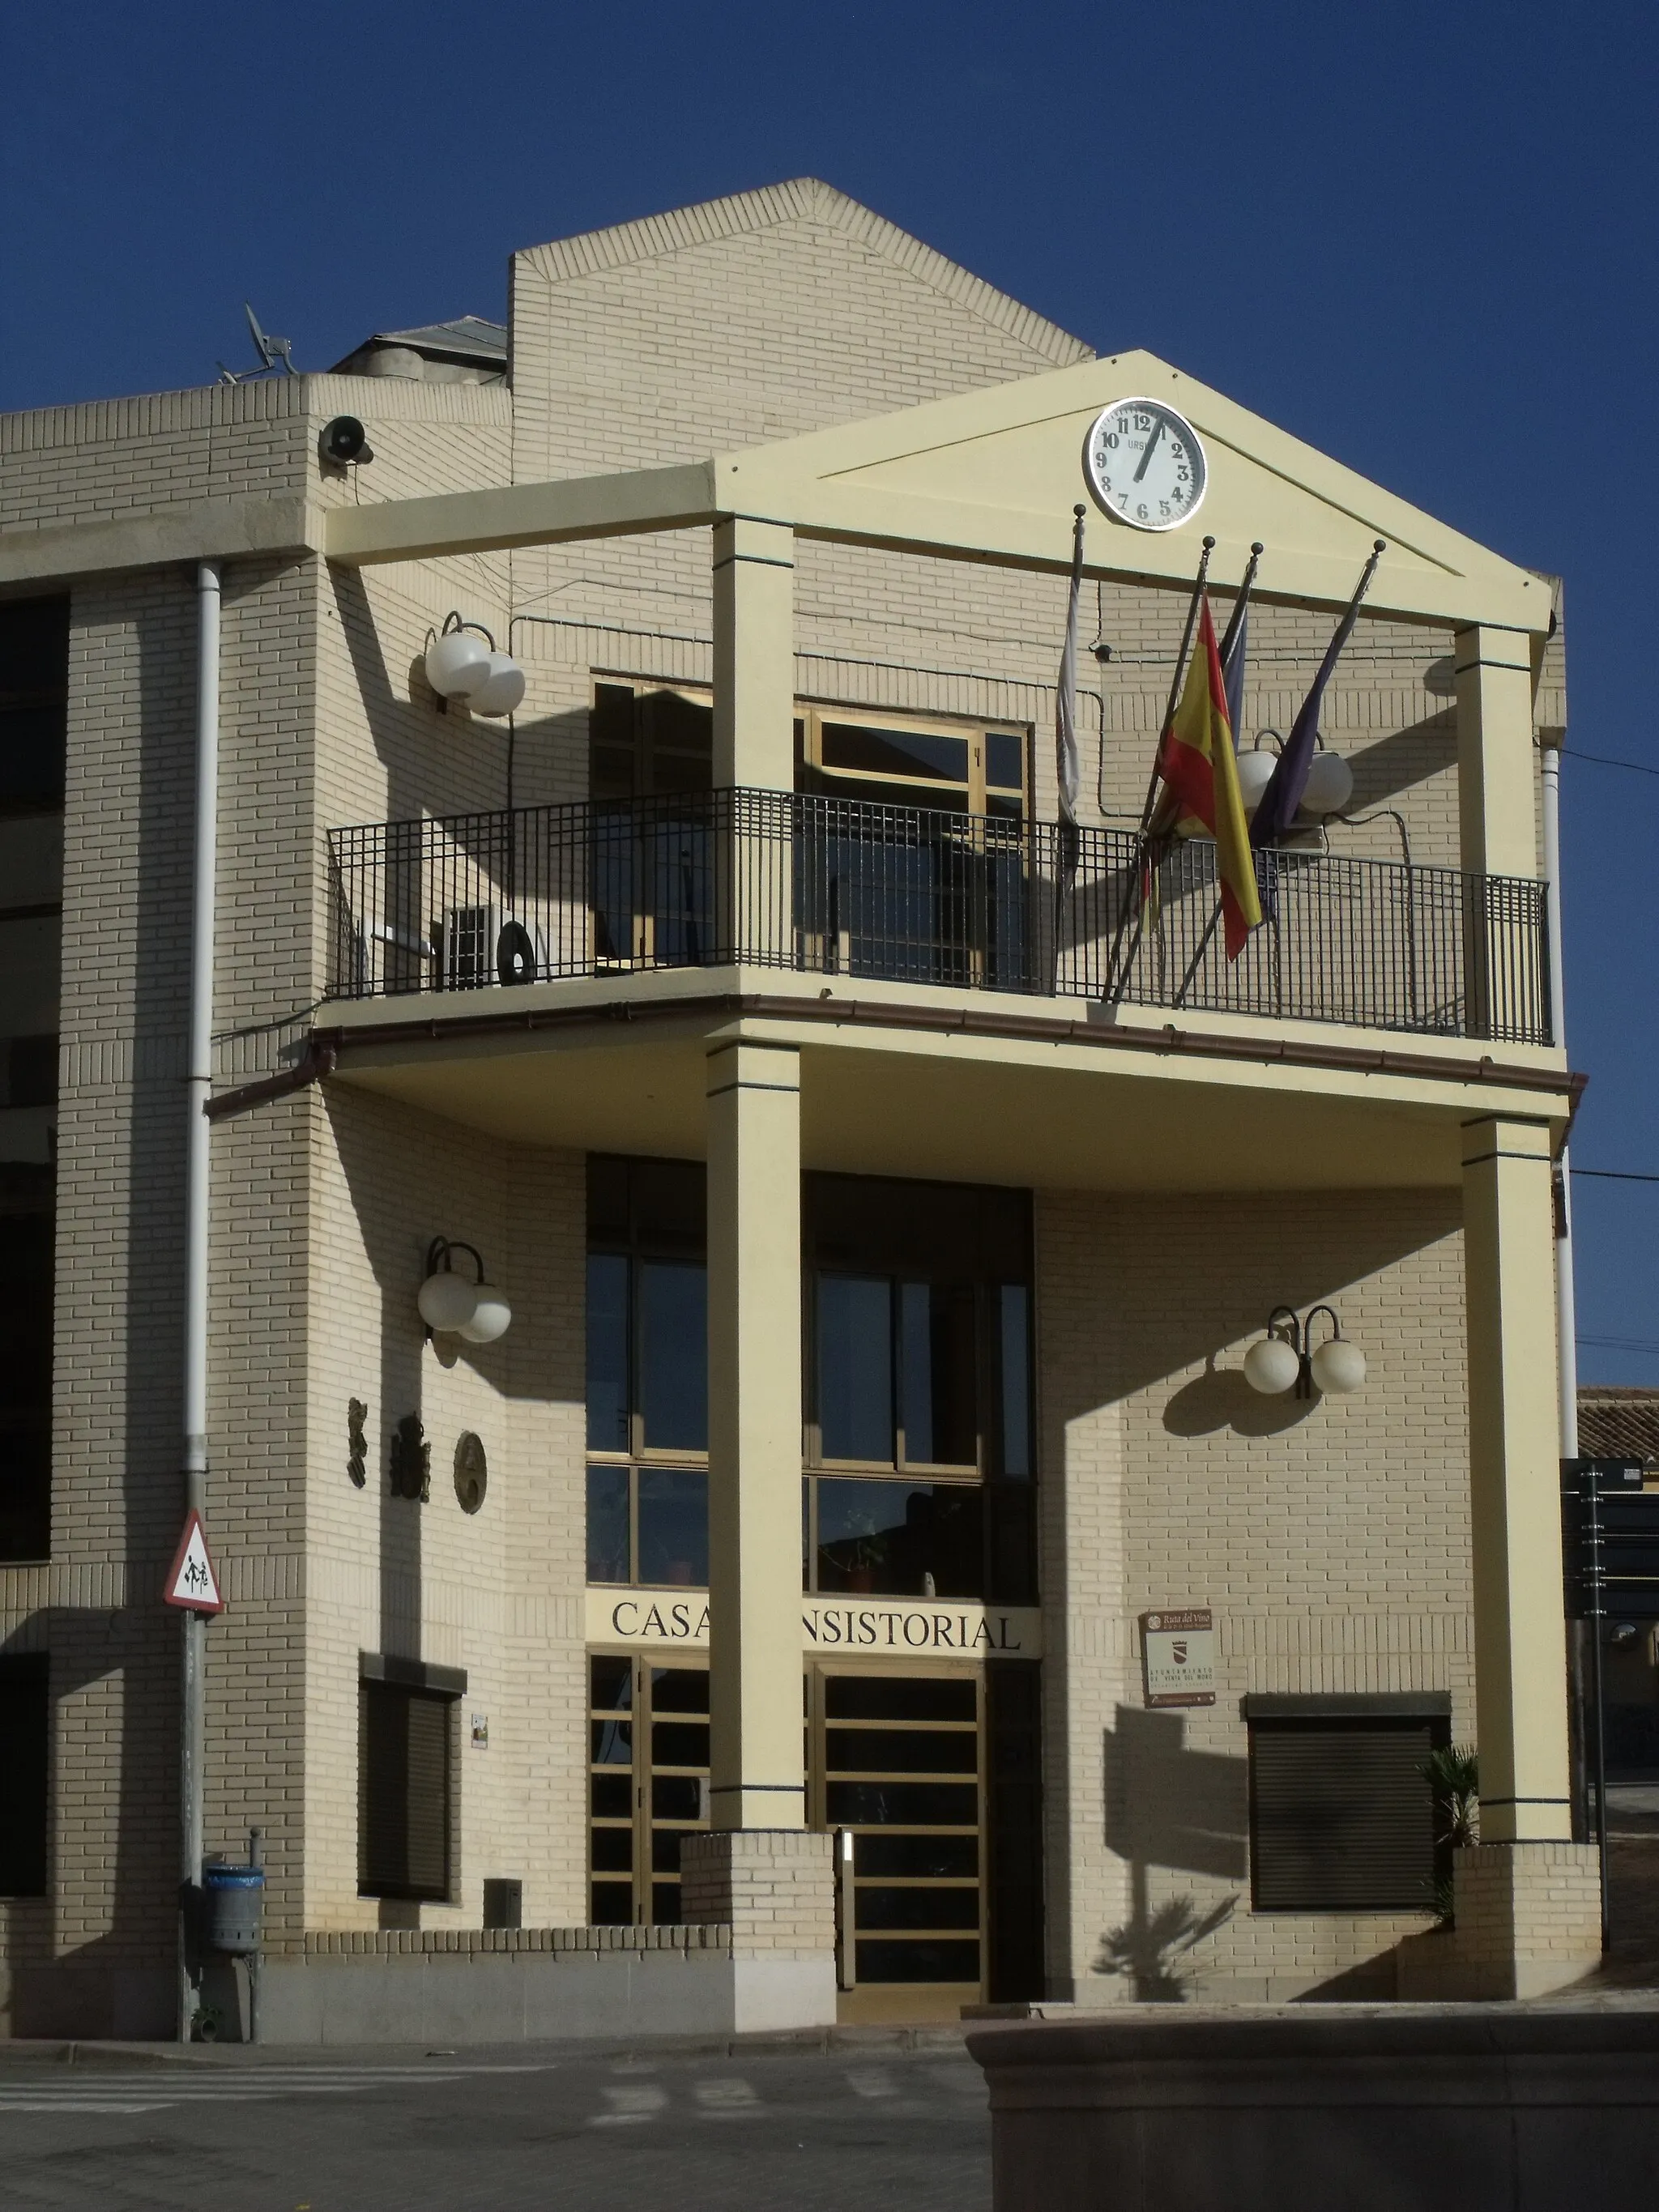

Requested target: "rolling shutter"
[
  {"left": 1248, "top": 1714, "right": 1442, "bottom": 1912},
  {"left": 359, "top": 1679, "right": 453, "bottom": 1901}
]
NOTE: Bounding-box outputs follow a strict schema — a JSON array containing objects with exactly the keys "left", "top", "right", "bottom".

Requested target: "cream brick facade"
[{"left": 0, "top": 181, "right": 1589, "bottom": 2038}]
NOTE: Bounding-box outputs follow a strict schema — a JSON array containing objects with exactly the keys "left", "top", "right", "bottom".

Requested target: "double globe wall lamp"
[
  {"left": 1243, "top": 1304, "right": 1367, "bottom": 1400},
  {"left": 417, "top": 1238, "right": 512, "bottom": 1345},
  {"left": 424, "top": 612, "right": 526, "bottom": 719}
]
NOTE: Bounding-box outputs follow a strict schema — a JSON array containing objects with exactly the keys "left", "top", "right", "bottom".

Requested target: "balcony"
[{"left": 325, "top": 788, "right": 1552, "bottom": 1047}]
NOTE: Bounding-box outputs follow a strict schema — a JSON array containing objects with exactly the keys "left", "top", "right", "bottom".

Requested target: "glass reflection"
[
  {"left": 586, "top": 1465, "right": 630, "bottom": 1583},
  {"left": 1000, "top": 1283, "right": 1031, "bottom": 1478},
  {"left": 814, "top": 1477, "right": 983, "bottom": 1597},
  {"left": 586, "top": 1254, "right": 629, "bottom": 1451},
  {"left": 639, "top": 1261, "right": 707, "bottom": 1451},
  {"left": 818, "top": 1276, "right": 892, "bottom": 1461},
  {"left": 638, "top": 1467, "right": 709, "bottom": 1587}
]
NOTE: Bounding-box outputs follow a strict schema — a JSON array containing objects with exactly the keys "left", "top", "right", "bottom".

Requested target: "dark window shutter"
[
  {"left": 0, "top": 1656, "right": 49, "bottom": 1894},
  {"left": 359, "top": 1681, "right": 451, "bottom": 1901},
  {"left": 986, "top": 1660, "right": 1044, "bottom": 1999},
  {"left": 1249, "top": 1718, "right": 1442, "bottom": 1912}
]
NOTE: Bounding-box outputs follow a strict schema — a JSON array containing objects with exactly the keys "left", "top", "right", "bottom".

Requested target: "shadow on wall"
[
  {"left": 1162, "top": 1356, "right": 1317, "bottom": 1439},
  {"left": 1097, "top": 1704, "right": 1247, "bottom": 2002}
]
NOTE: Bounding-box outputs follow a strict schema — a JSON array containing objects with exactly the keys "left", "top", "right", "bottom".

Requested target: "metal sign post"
[
  {"left": 164, "top": 1510, "right": 223, "bottom": 2037},
  {"left": 1562, "top": 1455, "right": 1648, "bottom": 1957}
]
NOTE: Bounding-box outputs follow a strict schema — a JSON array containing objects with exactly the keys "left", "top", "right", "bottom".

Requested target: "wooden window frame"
[
  {"left": 588, "top": 1655, "right": 710, "bottom": 1928},
  {"left": 797, "top": 701, "right": 1030, "bottom": 820},
  {"left": 808, "top": 1660, "right": 987, "bottom": 2001}
]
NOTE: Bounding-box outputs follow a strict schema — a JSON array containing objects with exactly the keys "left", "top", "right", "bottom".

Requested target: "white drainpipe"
[
  {"left": 1541, "top": 740, "right": 1576, "bottom": 1458},
  {"left": 178, "top": 559, "right": 220, "bottom": 2038}
]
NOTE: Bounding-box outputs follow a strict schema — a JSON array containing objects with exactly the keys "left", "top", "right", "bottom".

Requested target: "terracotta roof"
[{"left": 1579, "top": 1387, "right": 1659, "bottom": 1463}]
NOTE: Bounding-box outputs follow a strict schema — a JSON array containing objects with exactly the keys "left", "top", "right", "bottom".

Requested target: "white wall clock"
[{"left": 1085, "top": 399, "right": 1207, "bottom": 531}]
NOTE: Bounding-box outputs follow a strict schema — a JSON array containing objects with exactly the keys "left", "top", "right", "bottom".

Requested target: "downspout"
[
  {"left": 1541, "top": 740, "right": 1577, "bottom": 1458},
  {"left": 178, "top": 560, "right": 220, "bottom": 2040}
]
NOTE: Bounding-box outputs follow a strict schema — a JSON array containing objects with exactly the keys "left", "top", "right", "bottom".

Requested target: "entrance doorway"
[{"left": 809, "top": 1666, "right": 983, "bottom": 2019}]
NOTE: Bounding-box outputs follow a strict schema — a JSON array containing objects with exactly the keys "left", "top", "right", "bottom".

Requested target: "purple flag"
[{"left": 1251, "top": 542, "right": 1383, "bottom": 850}]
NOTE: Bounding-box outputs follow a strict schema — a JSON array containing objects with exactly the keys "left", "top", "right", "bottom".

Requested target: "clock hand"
[{"left": 1133, "top": 415, "right": 1165, "bottom": 484}]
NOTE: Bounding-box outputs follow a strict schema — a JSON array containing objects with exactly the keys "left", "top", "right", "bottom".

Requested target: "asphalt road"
[{"left": 0, "top": 2036, "right": 992, "bottom": 2212}]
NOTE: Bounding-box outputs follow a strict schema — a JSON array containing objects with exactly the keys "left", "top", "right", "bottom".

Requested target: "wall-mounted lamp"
[
  {"left": 423, "top": 612, "right": 526, "bottom": 719},
  {"left": 1233, "top": 731, "right": 1354, "bottom": 820},
  {"left": 417, "top": 1238, "right": 511, "bottom": 1345},
  {"left": 1243, "top": 1304, "right": 1366, "bottom": 1399}
]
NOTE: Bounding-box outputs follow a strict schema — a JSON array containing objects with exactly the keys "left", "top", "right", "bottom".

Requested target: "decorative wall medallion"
[
  {"left": 347, "top": 1399, "right": 369, "bottom": 1489},
  {"left": 389, "top": 1413, "right": 430, "bottom": 1502},
  {"left": 454, "top": 1431, "right": 488, "bottom": 1515}
]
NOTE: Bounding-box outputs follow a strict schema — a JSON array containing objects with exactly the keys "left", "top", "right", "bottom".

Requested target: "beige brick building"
[{"left": 0, "top": 181, "right": 1594, "bottom": 2040}]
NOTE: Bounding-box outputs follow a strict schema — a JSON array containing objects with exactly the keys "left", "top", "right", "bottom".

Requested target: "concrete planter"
[{"left": 967, "top": 2006, "right": 1659, "bottom": 2210}]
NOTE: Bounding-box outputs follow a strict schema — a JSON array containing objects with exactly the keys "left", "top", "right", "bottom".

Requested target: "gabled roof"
[
  {"left": 513, "top": 178, "right": 1093, "bottom": 372},
  {"left": 719, "top": 347, "right": 1550, "bottom": 631}
]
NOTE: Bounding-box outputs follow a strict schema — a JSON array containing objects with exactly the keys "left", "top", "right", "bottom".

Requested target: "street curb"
[{"left": 0, "top": 2021, "right": 972, "bottom": 2069}]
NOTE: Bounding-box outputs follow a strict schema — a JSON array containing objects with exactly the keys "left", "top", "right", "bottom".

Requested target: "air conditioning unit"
[
  {"left": 440, "top": 904, "right": 497, "bottom": 991},
  {"left": 437, "top": 907, "right": 548, "bottom": 989}
]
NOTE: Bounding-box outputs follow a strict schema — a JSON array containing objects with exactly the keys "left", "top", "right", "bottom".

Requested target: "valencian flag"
[{"left": 1155, "top": 596, "right": 1262, "bottom": 957}]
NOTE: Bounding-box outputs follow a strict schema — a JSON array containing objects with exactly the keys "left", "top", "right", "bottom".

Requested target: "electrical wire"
[{"left": 1563, "top": 747, "right": 1659, "bottom": 779}]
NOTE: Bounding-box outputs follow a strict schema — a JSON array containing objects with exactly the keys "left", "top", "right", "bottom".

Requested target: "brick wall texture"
[{"left": 0, "top": 178, "right": 1565, "bottom": 2029}]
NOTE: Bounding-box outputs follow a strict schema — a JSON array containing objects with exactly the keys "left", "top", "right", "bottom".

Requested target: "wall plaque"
[{"left": 1141, "top": 1609, "right": 1215, "bottom": 1707}]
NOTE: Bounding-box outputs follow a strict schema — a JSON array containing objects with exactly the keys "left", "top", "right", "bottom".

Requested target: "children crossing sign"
[{"left": 164, "top": 1511, "right": 224, "bottom": 1613}]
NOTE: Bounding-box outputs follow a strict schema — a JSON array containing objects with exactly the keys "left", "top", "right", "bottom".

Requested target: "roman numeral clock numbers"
[{"left": 1084, "top": 398, "right": 1208, "bottom": 532}]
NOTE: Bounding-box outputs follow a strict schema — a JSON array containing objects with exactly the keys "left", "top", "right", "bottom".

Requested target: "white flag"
[{"left": 1056, "top": 507, "right": 1085, "bottom": 826}]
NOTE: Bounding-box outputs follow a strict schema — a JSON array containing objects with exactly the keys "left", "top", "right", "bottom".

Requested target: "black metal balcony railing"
[{"left": 326, "top": 787, "right": 1552, "bottom": 1046}]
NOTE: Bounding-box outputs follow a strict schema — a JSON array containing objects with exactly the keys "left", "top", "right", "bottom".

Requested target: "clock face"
[{"left": 1085, "top": 399, "right": 1207, "bottom": 531}]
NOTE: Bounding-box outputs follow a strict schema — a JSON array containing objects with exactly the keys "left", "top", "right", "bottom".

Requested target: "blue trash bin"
[{"left": 203, "top": 1860, "right": 264, "bottom": 1956}]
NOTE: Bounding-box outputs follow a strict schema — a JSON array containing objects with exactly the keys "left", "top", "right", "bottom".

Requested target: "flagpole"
[
  {"left": 1216, "top": 539, "right": 1264, "bottom": 673},
  {"left": 1252, "top": 538, "right": 1387, "bottom": 856},
  {"left": 1104, "top": 536, "right": 1214, "bottom": 1001},
  {"left": 1169, "top": 542, "right": 1265, "bottom": 1005}
]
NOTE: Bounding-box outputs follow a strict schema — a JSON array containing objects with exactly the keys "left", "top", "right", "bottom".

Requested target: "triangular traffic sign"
[{"left": 164, "top": 1511, "right": 224, "bottom": 1613}]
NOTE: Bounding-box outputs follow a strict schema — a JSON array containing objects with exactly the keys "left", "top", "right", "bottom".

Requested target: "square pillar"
[
  {"left": 712, "top": 518, "right": 795, "bottom": 790},
  {"left": 1461, "top": 1114, "right": 1572, "bottom": 1843},
  {"left": 705, "top": 1038, "right": 804, "bottom": 1830},
  {"left": 1454, "top": 624, "right": 1537, "bottom": 880}
]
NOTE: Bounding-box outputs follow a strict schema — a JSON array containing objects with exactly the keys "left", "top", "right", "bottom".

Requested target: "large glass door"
[
  {"left": 809, "top": 1667, "right": 983, "bottom": 2013},
  {"left": 588, "top": 1656, "right": 710, "bottom": 1925}
]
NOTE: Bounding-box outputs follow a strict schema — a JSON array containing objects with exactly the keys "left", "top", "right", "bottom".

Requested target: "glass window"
[
  {"left": 589, "top": 1658, "right": 709, "bottom": 1927},
  {"left": 813, "top": 1477, "right": 983, "bottom": 1598},
  {"left": 820, "top": 722, "right": 970, "bottom": 784},
  {"left": 586, "top": 1466, "right": 630, "bottom": 1583},
  {"left": 638, "top": 1468, "right": 709, "bottom": 1587},
  {"left": 818, "top": 1276, "right": 892, "bottom": 1462},
  {"left": 999, "top": 1284, "right": 1031, "bottom": 1479},
  {"left": 985, "top": 731, "right": 1025, "bottom": 791},
  {"left": 639, "top": 1261, "right": 707, "bottom": 1451},
  {"left": 900, "top": 1281, "right": 976, "bottom": 1468},
  {"left": 585, "top": 1255, "right": 629, "bottom": 1452}
]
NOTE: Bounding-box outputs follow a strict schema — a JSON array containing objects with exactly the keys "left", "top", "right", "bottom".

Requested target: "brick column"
[{"left": 681, "top": 1830, "right": 836, "bottom": 2029}]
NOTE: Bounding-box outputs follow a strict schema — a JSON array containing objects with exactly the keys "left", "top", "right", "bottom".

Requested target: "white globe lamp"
[
  {"left": 1235, "top": 748, "right": 1277, "bottom": 815},
  {"left": 417, "top": 1268, "right": 479, "bottom": 1334},
  {"left": 458, "top": 1286, "right": 512, "bottom": 1345},
  {"left": 1300, "top": 750, "right": 1354, "bottom": 816},
  {"left": 424, "top": 627, "right": 493, "bottom": 701},
  {"left": 1310, "top": 1334, "right": 1367, "bottom": 1395},
  {"left": 1243, "top": 1335, "right": 1300, "bottom": 1396},
  {"left": 466, "top": 652, "right": 527, "bottom": 718}
]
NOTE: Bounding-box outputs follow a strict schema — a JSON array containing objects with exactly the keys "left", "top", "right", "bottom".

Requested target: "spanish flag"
[{"left": 1155, "top": 595, "right": 1262, "bottom": 957}]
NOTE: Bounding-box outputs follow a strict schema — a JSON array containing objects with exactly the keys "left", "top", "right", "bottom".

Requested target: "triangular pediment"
[{"left": 718, "top": 350, "right": 1546, "bottom": 631}]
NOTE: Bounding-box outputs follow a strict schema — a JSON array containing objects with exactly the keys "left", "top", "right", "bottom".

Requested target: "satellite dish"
[{"left": 220, "top": 303, "right": 296, "bottom": 382}]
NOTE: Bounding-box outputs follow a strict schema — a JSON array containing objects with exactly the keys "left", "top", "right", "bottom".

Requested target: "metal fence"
[{"left": 326, "top": 786, "right": 1552, "bottom": 1045}]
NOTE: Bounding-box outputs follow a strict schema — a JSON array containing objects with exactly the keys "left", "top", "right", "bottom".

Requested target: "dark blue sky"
[{"left": 6, "top": 0, "right": 1654, "bottom": 1379}]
